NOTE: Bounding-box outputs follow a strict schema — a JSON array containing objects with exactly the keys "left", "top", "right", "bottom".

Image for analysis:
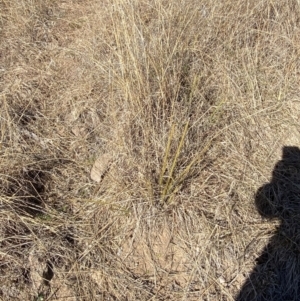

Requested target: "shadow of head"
[{"left": 255, "top": 146, "right": 300, "bottom": 221}]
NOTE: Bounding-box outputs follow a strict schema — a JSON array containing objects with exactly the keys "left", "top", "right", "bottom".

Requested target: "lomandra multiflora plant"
[{"left": 109, "top": 0, "right": 226, "bottom": 207}]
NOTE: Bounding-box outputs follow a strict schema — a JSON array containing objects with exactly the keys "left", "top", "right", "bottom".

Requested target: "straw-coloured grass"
[{"left": 1, "top": 0, "right": 300, "bottom": 300}]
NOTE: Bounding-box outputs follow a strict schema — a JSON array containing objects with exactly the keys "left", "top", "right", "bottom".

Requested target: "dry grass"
[{"left": 1, "top": 0, "right": 300, "bottom": 300}]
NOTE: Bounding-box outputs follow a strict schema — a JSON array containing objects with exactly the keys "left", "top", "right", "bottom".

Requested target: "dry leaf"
[
  {"left": 65, "top": 109, "right": 80, "bottom": 123},
  {"left": 90, "top": 153, "right": 112, "bottom": 182},
  {"left": 71, "top": 126, "right": 87, "bottom": 137},
  {"left": 28, "top": 251, "right": 45, "bottom": 291}
]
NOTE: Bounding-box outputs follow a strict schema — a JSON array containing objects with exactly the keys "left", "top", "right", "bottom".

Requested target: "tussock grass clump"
[{"left": 1, "top": 0, "right": 300, "bottom": 300}]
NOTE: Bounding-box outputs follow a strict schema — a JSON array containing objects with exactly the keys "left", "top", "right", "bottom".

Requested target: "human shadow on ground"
[{"left": 236, "top": 146, "right": 300, "bottom": 301}]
